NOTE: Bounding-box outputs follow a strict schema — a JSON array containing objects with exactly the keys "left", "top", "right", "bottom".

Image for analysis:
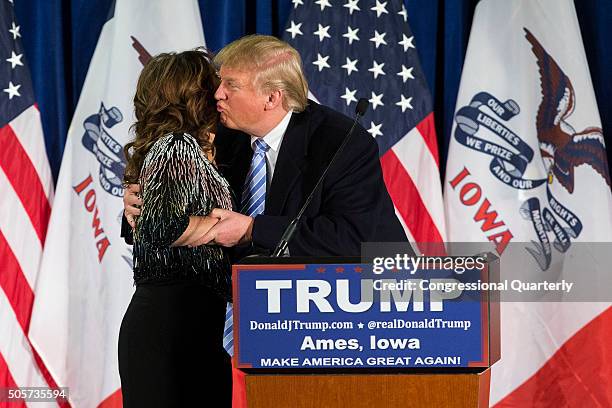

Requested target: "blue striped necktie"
[{"left": 223, "top": 138, "right": 270, "bottom": 356}]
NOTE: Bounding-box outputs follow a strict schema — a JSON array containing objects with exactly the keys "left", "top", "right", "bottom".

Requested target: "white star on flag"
[
  {"left": 397, "top": 65, "right": 414, "bottom": 82},
  {"left": 313, "top": 24, "right": 331, "bottom": 42},
  {"left": 341, "top": 87, "right": 357, "bottom": 105},
  {"left": 9, "top": 21, "right": 20, "bottom": 39},
  {"left": 286, "top": 20, "right": 303, "bottom": 39},
  {"left": 3, "top": 81, "right": 21, "bottom": 99},
  {"left": 369, "top": 91, "right": 384, "bottom": 110},
  {"left": 6, "top": 51, "right": 23, "bottom": 69},
  {"left": 343, "top": 0, "right": 360, "bottom": 15},
  {"left": 367, "top": 121, "right": 383, "bottom": 138},
  {"left": 398, "top": 4, "right": 408, "bottom": 22},
  {"left": 399, "top": 34, "right": 415, "bottom": 51},
  {"left": 315, "top": 0, "right": 332, "bottom": 11},
  {"left": 370, "top": 0, "right": 388, "bottom": 18},
  {"left": 342, "top": 26, "right": 359, "bottom": 44},
  {"left": 395, "top": 94, "right": 413, "bottom": 112},
  {"left": 368, "top": 60, "right": 385, "bottom": 79},
  {"left": 292, "top": 0, "right": 304, "bottom": 8},
  {"left": 369, "top": 30, "right": 387, "bottom": 49},
  {"left": 312, "top": 53, "right": 330, "bottom": 71},
  {"left": 341, "top": 57, "right": 358, "bottom": 75}
]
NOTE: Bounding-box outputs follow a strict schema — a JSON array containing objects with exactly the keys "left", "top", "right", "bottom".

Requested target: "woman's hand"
[
  {"left": 123, "top": 184, "right": 142, "bottom": 228},
  {"left": 171, "top": 215, "right": 221, "bottom": 247}
]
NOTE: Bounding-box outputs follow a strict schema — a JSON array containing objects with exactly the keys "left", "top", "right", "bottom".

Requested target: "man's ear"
[{"left": 265, "top": 89, "right": 283, "bottom": 110}]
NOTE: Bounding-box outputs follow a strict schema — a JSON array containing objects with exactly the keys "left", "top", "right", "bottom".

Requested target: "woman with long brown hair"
[{"left": 118, "top": 49, "right": 232, "bottom": 407}]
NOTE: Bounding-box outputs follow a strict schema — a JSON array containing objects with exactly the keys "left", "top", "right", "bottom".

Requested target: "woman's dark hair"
[{"left": 123, "top": 48, "right": 219, "bottom": 185}]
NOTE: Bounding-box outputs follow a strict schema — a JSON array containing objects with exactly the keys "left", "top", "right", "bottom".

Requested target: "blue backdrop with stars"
[{"left": 10, "top": 0, "right": 612, "bottom": 184}]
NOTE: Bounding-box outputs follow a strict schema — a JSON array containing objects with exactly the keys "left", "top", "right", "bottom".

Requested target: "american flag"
[
  {"left": 0, "top": 1, "right": 65, "bottom": 406},
  {"left": 282, "top": 0, "right": 446, "bottom": 251}
]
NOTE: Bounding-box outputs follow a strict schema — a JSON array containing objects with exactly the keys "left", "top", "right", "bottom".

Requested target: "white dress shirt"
[{"left": 250, "top": 111, "right": 293, "bottom": 189}]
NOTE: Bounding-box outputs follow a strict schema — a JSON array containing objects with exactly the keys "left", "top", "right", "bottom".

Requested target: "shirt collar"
[{"left": 250, "top": 111, "right": 293, "bottom": 152}]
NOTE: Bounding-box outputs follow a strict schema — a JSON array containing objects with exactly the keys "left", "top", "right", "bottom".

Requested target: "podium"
[{"left": 233, "top": 256, "right": 500, "bottom": 408}]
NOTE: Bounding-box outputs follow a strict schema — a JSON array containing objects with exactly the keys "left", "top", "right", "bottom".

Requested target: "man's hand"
[
  {"left": 187, "top": 208, "right": 254, "bottom": 247},
  {"left": 123, "top": 184, "right": 142, "bottom": 228}
]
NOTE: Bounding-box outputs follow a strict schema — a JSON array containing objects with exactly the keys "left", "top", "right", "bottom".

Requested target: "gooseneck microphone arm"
[{"left": 270, "top": 98, "right": 369, "bottom": 257}]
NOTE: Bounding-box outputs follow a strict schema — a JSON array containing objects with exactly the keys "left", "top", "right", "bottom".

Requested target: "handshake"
[{"left": 123, "top": 184, "right": 254, "bottom": 247}]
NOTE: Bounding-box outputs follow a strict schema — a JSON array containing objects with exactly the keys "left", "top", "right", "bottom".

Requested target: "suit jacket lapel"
[{"left": 266, "top": 108, "right": 311, "bottom": 215}]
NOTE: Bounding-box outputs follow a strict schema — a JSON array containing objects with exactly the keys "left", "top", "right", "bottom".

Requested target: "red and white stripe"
[
  {"left": 0, "top": 106, "right": 67, "bottom": 407},
  {"left": 380, "top": 113, "right": 447, "bottom": 254}
]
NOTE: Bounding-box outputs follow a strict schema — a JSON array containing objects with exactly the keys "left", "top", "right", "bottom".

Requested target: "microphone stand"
[{"left": 271, "top": 99, "right": 369, "bottom": 257}]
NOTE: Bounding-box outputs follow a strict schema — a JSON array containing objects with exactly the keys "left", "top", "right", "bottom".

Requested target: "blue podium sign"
[{"left": 234, "top": 258, "right": 499, "bottom": 370}]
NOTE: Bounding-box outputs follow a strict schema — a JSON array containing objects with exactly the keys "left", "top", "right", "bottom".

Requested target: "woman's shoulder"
[{"left": 151, "top": 132, "right": 199, "bottom": 150}]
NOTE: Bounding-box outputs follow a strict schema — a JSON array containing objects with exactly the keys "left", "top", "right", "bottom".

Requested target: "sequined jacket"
[{"left": 132, "top": 133, "right": 233, "bottom": 300}]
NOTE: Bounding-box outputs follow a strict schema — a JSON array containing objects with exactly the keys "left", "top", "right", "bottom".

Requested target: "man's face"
[{"left": 215, "top": 66, "right": 267, "bottom": 135}]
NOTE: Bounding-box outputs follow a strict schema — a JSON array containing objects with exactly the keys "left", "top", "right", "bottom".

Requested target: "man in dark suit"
[{"left": 124, "top": 34, "right": 407, "bottom": 255}]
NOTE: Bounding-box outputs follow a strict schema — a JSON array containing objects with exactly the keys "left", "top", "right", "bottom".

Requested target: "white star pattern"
[
  {"left": 6, "top": 51, "right": 23, "bottom": 69},
  {"left": 313, "top": 24, "right": 331, "bottom": 42},
  {"left": 357, "top": 322, "right": 364, "bottom": 329},
  {"left": 315, "top": 0, "right": 332, "bottom": 11},
  {"left": 342, "top": 26, "right": 359, "bottom": 45},
  {"left": 9, "top": 22, "right": 20, "bottom": 39},
  {"left": 341, "top": 57, "right": 358, "bottom": 76},
  {"left": 292, "top": 0, "right": 304, "bottom": 8},
  {"left": 286, "top": 20, "right": 303, "bottom": 39},
  {"left": 369, "top": 30, "right": 387, "bottom": 49},
  {"left": 367, "top": 121, "right": 383, "bottom": 138},
  {"left": 370, "top": 0, "right": 388, "bottom": 18},
  {"left": 398, "top": 4, "right": 408, "bottom": 22},
  {"left": 341, "top": 87, "right": 357, "bottom": 105},
  {"left": 368, "top": 60, "right": 385, "bottom": 79},
  {"left": 396, "top": 95, "right": 413, "bottom": 112},
  {"left": 399, "top": 34, "right": 415, "bottom": 52},
  {"left": 343, "top": 0, "right": 360, "bottom": 15},
  {"left": 312, "top": 53, "right": 330, "bottom": 71},
  {"left": 369, "top": 91, "right": 384, "bottom": 110},
  {"left": 397, "top": 65, "right": 414, "bottom": 82},
  {"left": 3, "top": 81, "right": 21, "bottom": 99}
]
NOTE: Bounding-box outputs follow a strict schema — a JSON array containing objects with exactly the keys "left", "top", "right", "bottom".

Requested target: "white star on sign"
[
  {"left": 3, "top": 81, "right": 21, "bottom": 99},
  {"left": 341, "top": 57, "right": 358, "bottom": 76},
  {"left": 397, "top": 65, "right": 415, "bottom": 82},
  {"left": 286, "top": 20, "right": 303, "bottom": 39},
  {"left": 357, "top": 322, "right": 364, "bottom": 329},
  {"left": 399, "top": 34, "right": 415, "bottom": 51},
  {"left": 369, "top": 91, "right": 384, "bottom": 110},
  {"left": 9, "top": 22, "right": 20, "bottom": 39},
  {"left": 368, "top": 60, "right": 385, "bottom": 79},
  {"left": 398, "top": 4, "right": 408, "bottom": 22},
  {"left": 370, "top": 0, "right": 388, "bottom": 17},
  {"left": 342, "top": 26, "right": 359, "bottom": 45},
  {"left": 315, "top": 0, "right": 332, "bottom": 11},
  {"left": 341, "top": 87, "right": 357, "bottom": 106},
  {"left": 292, "top": 0, "right": 304, "bottom": 8},
  {"left": 369, "top": 30, "right": 387, "bottom": 49},
  {"left": 313, "top": 24, "right": 331, "bottom": 42},
  {"left": 6, "top": 51, "right": 23, "bottom": 69},
  {"left": 396, "top": 94, "right": 413, "bottom": 112},
  {"left": 343, "top": 0, "right": 360, "bottom": 15},
  {"left": 367, "top": 121, "right": 383, "bottom": 138},
  {"left": 312, "top": 53, "right": 330, "bottom": 71}
]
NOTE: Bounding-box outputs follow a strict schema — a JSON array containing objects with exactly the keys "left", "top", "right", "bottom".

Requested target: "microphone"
[{"left": 271, "top": 98, "right": 369, "bottom": 257}]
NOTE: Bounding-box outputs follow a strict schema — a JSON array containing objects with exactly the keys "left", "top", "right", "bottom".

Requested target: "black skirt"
[{"left": 118, "top": 281, "right": 231, "bottom": 407}]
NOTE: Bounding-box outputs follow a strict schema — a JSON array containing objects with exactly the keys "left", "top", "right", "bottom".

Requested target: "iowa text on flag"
[
  {"left": 444, "top": 0, "right": 612, "bottom": 406},
  {"left": 28, "top": 1, "right": 206, "bottom": 406}
]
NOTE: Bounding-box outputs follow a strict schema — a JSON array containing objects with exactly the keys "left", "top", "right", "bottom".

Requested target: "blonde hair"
[{"left": 214, "top": 35, "right": 308, "bottom": 112}]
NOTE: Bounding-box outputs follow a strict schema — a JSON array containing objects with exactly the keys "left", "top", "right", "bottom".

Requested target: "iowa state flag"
[
  {"left": 444, "top": 0, "right": 612, "bottom": 406},
  {"left": 29, "top": 1, "right": 206, "bottom": 406}
]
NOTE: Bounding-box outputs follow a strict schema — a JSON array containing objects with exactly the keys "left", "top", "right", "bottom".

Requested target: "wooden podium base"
[{"left": 245, "top": 370, "right": 491, "bottom": 408}]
